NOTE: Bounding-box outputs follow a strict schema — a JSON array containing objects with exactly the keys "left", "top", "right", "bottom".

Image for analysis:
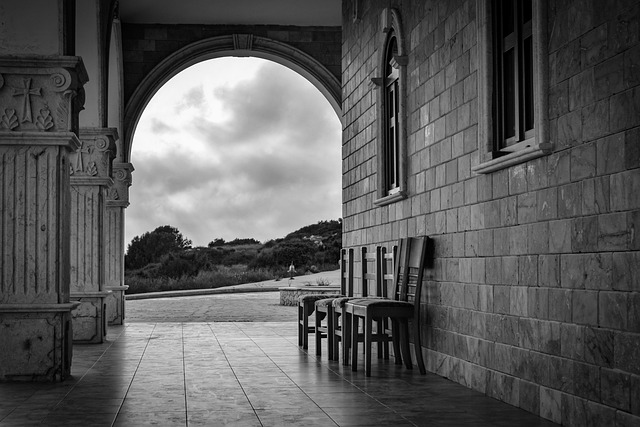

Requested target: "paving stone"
[
  {"left": 599, "top": 292, "right": 628, "bottom": 330},
  {"left": 557, "top": 110, "right": 583, "bottom": 148},
  {"left": 583, "top": 327, "right": 614, "bottom": 368},
  {"left": 598, "top": 212, "right": 629, "bottom": 251},
  {"left": 540, "top": 386, "right": 562, "bottom": 424},
  {"left": 549, "top": 288, "right": 572, "bottom": 322},
  {"left": 572, "top": 290, "right": 599, "bottom": 326},
  {"left": 614, "top": 332, "right": 640, "bottom": 375},
  {"left": 571, "top": 216, "right": 598, "bottom": 252},
  {"left": 539, "top": 255, "right": 560, "bottom": 288},
  {"left": 600, "top": 368, "right": 631, "bottom": 411},
  {"left": 558, "top": 182, "right": 582, "bottom": 218},
  {"left": 519, "top": 255, "right": 539, "bottom": 288}
]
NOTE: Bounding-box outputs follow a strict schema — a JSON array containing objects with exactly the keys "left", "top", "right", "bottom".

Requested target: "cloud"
[
  {"left": 149, "top": 118, "right": 175, "bottom": 135},
  {"left": 127, "top": 58, "right": 342, "bottom": 247}
]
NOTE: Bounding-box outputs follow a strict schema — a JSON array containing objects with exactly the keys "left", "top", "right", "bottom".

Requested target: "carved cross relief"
[
  {"left": 73, "top": 143, "right": 91, "bottom": 174},
  {"left": 12, "top": 78, "right": 41, "bottom": 123}
]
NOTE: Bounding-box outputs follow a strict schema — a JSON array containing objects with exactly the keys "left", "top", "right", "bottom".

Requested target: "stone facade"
[
  {"left": 341, "top": 1, "right": 640, "bottom": 425},
  {"left": 121, "top": 23, "right": 342, "bottom": 104}
]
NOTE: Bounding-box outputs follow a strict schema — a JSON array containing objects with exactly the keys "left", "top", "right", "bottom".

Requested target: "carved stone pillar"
[
  {"left": 105, "top": 161, "right": 133, "bottom": 325},
  {"left": 69, "top": 128, "right": 116, "bottom": 343},
  {"left": 0, "top": 57, "right": 87, "bottom": 381}
]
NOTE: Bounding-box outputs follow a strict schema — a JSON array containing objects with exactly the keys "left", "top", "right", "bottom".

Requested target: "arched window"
[
  {"left": 372, "top": 8, "right": 407, "bottom": 206},
  {"left": 384, "top": 33, "right": 400, "bottom": 194}
]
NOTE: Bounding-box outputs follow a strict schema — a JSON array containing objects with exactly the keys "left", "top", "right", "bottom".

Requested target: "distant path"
[
  {"left": 126, "top": 291, "right": 296, "bottom": 322},
  {"left": 125, "top": 270, "right": 340, "bottom": 322}
]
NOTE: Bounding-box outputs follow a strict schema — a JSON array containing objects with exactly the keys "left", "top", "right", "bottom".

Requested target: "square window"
[{"left": 473, "top": 0, "right": 552, "bottom": 174}]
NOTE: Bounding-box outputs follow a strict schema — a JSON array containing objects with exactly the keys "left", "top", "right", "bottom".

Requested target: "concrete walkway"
[
  {"left": 0, "top": 270, "right": 559, "bottom": 426},
  {"left": 0, "top": 322, "right": 559, "bottom": 427}
]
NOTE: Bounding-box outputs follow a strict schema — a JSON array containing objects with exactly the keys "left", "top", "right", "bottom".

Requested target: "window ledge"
[
  {"left": 374, "top": 190, "right": 407, "bottom": 207},
  {"left": 472, "top": 143, "right": 553, "bottom": 174}
]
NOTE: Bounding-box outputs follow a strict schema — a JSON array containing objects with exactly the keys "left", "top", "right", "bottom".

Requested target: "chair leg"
[
  {"left": 413, "top": 320, "right": 426, "bottom": 374},
  {"left": 342, "top": 311, "right": 351, "bottom": 366},
  {"left": 383, "top": 318, "right": 390, "bottom": 359},
  {"left": 327, "top": 306, "right": 334, "bottom": 360},
  {"left": 399, "top": 319, "right": 412, "bottom": 370},
  {"left": 351, "top": 313, "right": 359, "bottom": 371},
  {"left": 298, "top": 305, "right": 303, "bottom": 347},
  {"left": 391, "top": 320, "right": 403, "bottom": 365},
  {"left": 364, "top": 314, "right": 373, "bottom": 377},
  {"left": 302, "top": 303, "right": 311, "bottom": 350},
  {"left": 332, "top": 311, "right": 341, "bottom": 362},
  {"left": 315, "top": 307, "right": 322, "bottom": 356}
]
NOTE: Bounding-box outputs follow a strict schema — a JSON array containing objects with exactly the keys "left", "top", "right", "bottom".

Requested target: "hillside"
[{"left": 125, "top": 219, "right": 343, "bottom": 294}]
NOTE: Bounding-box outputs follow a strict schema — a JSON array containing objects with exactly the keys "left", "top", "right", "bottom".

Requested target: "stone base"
[
  {"left": 0, "top": 304, "right": 76, "bottom": 382},
  {"left": 279, "top": 285, "right": 341, "bottom": 306},
  {"left": 105, "top": 285, "right": 128, "bottom": 326},
  {"left": 70, "top": 293, "right": 110, "bottom": 343}
]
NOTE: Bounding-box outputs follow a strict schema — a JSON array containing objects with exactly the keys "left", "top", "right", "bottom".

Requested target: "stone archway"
[{"left": 122, "top": 34, "right": 342, "bottom": 162}]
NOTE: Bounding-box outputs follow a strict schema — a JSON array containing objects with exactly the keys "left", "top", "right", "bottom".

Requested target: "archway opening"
[{"left": 127, "top": 56, "right": 342, "bottom": 249}]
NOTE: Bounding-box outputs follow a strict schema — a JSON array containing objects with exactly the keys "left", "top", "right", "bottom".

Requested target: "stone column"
[
  {"left": 105, "top": 161, "right": 133, "bottom": 325},
  {"left": 0, "top": 57, "right": 87, "bottom": 381},
  {"left": 69, "top": 128, "right": 115, "bottom": 343}
]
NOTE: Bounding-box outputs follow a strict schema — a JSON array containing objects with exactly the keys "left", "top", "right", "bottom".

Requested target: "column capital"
[
  {"left": 0, "top": 56, "right": 88, "bottom": 134},
  {"left": 107, "top": 162, "right": 134, "bottom": 206},
  {"left": 70, "top": 127, "right": 117, "bottom": 185}
]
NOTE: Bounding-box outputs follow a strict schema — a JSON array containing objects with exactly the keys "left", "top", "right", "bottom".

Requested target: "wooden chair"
[
  {"left": 313, "top": 248, "right": 354, "bottom": 358},
  {"left": 329, "top": 246, "right": 389, "bottom": 364},
  {"left": 346, "top": 236, "right": 428, "bottom": 376},
  {"left": 297, "top": 249, "right": 349, "bottom": 350}
]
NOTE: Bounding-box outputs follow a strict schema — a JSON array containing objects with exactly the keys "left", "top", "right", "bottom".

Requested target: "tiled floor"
[{"left": 0, "top": 321, "right": 558, "bottom": 426}]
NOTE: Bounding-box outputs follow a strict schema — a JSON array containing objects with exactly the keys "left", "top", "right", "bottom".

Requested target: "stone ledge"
[
  {"left": 0, "top": 302, "right": 80, "bottom": 313},
  {"left": 279, "top": 285, "right": 341, "bottom": 306}
]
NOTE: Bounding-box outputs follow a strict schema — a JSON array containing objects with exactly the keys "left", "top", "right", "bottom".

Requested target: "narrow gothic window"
[
  {"left": 493, "top": 0, "right": 534, "bottom": 153},
  {"left": 384, "top": 33, "right": 400, "bottom": 194},
  {"left": 373, "top": 8, "right": 407, "bottom": 206}
]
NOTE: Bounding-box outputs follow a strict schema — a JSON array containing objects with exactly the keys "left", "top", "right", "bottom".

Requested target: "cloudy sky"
[{"left": 126, "top": 57, "right": 342, "bottom": 248}]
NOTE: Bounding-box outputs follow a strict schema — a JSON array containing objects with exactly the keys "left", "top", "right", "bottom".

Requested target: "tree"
[
  {"left": 125, "top": 225, "right": 192, "bottom": 270},
  {"left": 208, "top": 238, "right": 225, "bottom": 247}
]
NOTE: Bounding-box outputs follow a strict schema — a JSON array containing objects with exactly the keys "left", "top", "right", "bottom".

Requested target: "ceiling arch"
[{"left": 123, "top": 34, "right": 342, "bottom": 162}]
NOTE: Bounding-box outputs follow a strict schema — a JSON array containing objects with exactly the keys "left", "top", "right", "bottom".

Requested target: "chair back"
[
  {"left": 380, "top": 245, "right": 397, "bottom": 298},
  {"left": 391, "top": 237, "right": 428, "bottom": 303},
  {"left": 360, "top": 246, "right": 382, "bottom": 297},
  {"left": 340, "top": 248, "right": 355, "bottom": 296}
]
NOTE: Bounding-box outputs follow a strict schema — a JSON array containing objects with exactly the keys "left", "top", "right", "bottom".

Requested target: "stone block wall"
[
  {"left": 121, "top": 23, "right": 342, "bottom": 105},
  {"left": 341, "top": 0, "right": 640, "bottom": 425}
]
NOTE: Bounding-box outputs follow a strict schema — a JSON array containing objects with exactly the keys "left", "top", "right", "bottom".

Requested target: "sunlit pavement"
[{"left": 0, "top": 292, "right": 558, "bottom": 426}]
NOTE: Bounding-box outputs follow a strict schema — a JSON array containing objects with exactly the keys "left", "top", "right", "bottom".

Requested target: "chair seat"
[
  {"left": 299, "top": 294, "right": 341, "bottom": 304},
  {"left": 332, "top": 296, "right": 355, "bottom": 308},
  {"left": 347, "top": 299, "right": 413, "bottom": 309},
  {"left": 316, "top": 296, "right": 344, "bottom": 308},
  {"left": 334, "top": 295, "right": 385, "bottom": 308}
]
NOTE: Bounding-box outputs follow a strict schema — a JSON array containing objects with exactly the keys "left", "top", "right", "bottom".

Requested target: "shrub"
[{"left": 126, "top": 265, "right": 276, "bottom": 294}]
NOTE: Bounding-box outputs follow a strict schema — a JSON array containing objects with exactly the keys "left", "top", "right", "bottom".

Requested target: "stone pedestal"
[
  {"left": 105, "top": 162, "right": 133, "bottom": 325},
  {"left": 69, "top": 128, "right": 116, "bottom": 343},
  {"left": 0, "top": 57, "right": 87, "bottom": 381}
]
